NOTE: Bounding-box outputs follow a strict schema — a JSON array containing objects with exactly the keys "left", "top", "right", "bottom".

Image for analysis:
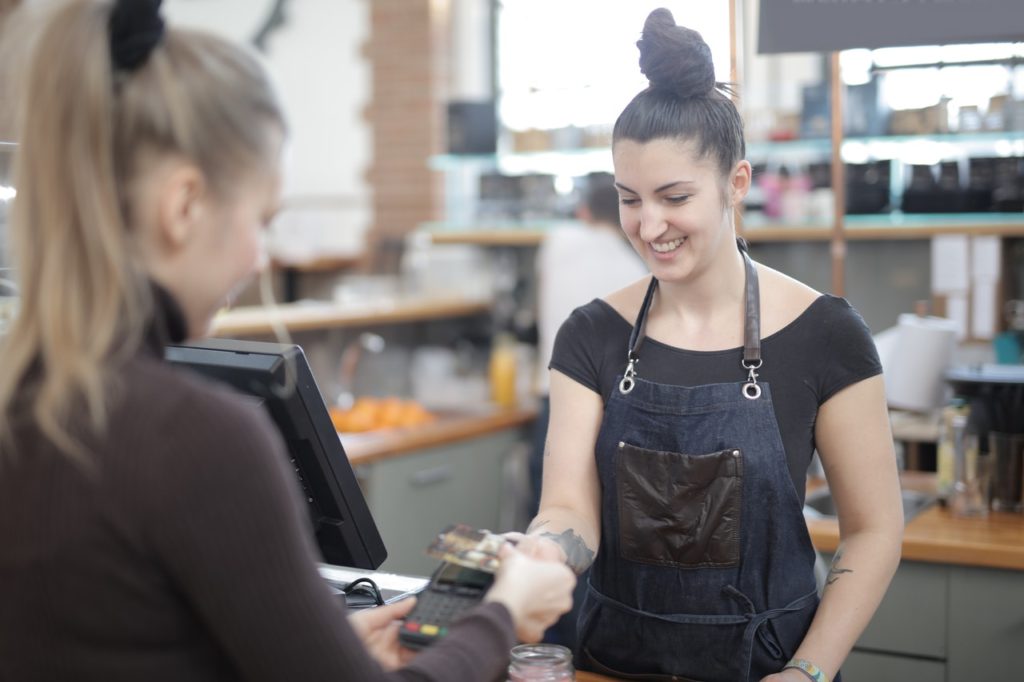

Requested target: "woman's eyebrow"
[{"left": 615, "top": 180, "right": 696, "bottom": 194}]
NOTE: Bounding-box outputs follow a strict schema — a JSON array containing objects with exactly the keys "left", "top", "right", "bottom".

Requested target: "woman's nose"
[{"left": 638, "top": 205, "right": 666, "bottom": 242}]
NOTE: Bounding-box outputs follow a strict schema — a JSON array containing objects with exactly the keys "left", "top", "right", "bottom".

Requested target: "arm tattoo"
[
  {"left": 826, "top": 550, "right": 854, "bottom": 586},
  {"left": 539, "top": 528, "right": 595, "bottom": 575}
]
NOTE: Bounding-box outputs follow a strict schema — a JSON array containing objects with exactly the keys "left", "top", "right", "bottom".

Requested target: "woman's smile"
[{"left": 649, "top": 236, "right": 687, "bottom": 255}]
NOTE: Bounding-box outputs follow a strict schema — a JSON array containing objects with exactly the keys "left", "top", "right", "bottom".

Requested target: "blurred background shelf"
[
  {"left": 270, "top": 254, "right": 364, "bottom": 273},
  {"left": 427, "top": 229, "right": 546, "bottom": 247},
  {"left": 844, "top": 213, "right": 1024, "bottom": 236},
  {"left": 744, "top": 213, "right": 1024, "bottom": 241},
  {"left": 210, "top": 297, "right": 492, "bottom": 337}
]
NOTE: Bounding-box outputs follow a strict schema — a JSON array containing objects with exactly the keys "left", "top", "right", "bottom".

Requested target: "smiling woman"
[{"left": 522, "top": 8, "right": 903, "bottom": 682}]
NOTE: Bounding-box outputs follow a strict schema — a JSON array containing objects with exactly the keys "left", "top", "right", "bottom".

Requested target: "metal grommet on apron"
[{"left": 586, "top": 249, "right": 824, "bottom": 682}]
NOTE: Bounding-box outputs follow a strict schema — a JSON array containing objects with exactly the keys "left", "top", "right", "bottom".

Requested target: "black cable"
[{"left": 342, "top": 577, "right": 384, "bottom": 607}]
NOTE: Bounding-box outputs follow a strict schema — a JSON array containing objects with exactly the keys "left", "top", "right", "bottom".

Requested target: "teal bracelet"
[{"left": 784, "top": 658, "right": 830, "bottom": 682}]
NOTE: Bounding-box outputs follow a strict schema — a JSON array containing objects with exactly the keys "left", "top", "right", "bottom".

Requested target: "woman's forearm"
[
  {"left": 790, "top": 528, "right": 902, "bottom": 678},
  {"left": 526, "top": 507, "right": 600, "bottom": 575}
]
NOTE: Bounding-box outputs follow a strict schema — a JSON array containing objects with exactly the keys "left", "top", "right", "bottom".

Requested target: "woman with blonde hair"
[{"left": 0, "top": 1, "right": 573, "bottom": 680}]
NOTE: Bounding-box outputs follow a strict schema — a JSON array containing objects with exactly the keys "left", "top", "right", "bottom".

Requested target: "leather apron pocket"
[{"left": 616, "top": 442, "right": 743, "bottom": 568}]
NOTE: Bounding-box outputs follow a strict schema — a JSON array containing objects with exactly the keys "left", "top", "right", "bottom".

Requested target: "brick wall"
[{"left": 364, "top": 0, "right": 446, "bottom": 271}]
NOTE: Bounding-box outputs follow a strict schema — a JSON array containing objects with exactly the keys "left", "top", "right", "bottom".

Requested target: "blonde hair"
[{"left": 0, "top": 0, "right": 284, "bottom": 461}]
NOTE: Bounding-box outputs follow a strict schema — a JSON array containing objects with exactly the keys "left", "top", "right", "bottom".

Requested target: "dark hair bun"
[{"left": 637, "top": 8, "right": 715, "bottom": 99}]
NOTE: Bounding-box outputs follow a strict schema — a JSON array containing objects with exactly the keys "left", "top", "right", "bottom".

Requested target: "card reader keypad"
[{"left": 400, "top": 579, "right": 490, "bottom": 648}]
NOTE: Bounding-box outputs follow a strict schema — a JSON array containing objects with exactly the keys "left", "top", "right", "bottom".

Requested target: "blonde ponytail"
[{"left": 0, "top": 0, "right": 284, "bottom": 462}]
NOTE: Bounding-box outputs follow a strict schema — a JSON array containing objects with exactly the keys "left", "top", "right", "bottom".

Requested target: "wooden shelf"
[
  {"left": 743, "top": 226, "right": 833, "bottom": 242},
  {"left": 429, "top": 229, "right": 545, "bottom": 246},
  {"left": 744, "top": 216, "right": 1024, "bottom": 242},
  {"left": 425, "top": 216, "right": 1024, "bottom": 247},
  {"left": 270, "top": 254, "right": 364, "bottom": 273},
  {"left": 210, "top": 297, "right": 492, "bottom": 337}
]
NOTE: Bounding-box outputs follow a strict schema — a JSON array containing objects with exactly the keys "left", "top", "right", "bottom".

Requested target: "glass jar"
[
  {"left": 949, "top": 414, "right": 990, "bottom": 518},
  {"left": 936, "top": 398, "right": 969, "bottom": 498},
  {"left": 508, "top": 643, "right": 575, "bottom": 681}
]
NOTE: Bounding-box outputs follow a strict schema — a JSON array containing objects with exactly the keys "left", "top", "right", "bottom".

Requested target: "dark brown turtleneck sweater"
[{"left": 0, "top": 289, "right": 515, "bottom": 681}]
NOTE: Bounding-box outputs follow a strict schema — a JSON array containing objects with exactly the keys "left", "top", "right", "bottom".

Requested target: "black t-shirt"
[{"left": 549, "top": 294, "right": 882, "bottom": 501}]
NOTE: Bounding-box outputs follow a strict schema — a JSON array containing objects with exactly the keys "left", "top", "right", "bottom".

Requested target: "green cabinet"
[
  {"left": 830, "top": 556, "right": 1024, "bottom": 681},
  {"left": 852, "top": 560, "right": 948, "bottom": 659},
  {"left": 844, "top": 650, "right": 946, "bottom": 682},
  {"left": 947, "top": 565, "right": 1024, "bottom": 680},
  {"left": 356, "top": 429, "right": 521, "bottom": 576}
]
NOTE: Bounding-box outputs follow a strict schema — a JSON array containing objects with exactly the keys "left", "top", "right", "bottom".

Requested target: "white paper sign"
[
  {"left": 931, "top": 235, "right": 970, "bottom": 294},
  {"left": 971, "top": 235, "right": 1002, "bottom": 281},
  {"left": 971, "top": 281, "right": 998, "bottom": 340}
]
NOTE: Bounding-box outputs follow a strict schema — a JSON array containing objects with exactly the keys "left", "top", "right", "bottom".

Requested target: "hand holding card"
[
  {"left": 400, "top": 524, "right": 575, "bottom": 650},
  {"left": 425, "top": 523, "right": 511, "bottom": 573}
]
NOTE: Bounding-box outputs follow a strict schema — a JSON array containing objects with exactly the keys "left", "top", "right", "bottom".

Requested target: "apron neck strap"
[
  {"left": 741, "top": 250, "right": 761, "bottom": 367},
  {"left": 626, "top": 249, "right": 762, "bottom": 366},
  {"left": 627, "top": 277, "right": 658, "bottom": 362}
]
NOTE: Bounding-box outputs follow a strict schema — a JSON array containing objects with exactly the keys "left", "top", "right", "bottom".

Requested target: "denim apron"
[{"left": 576, "top": 252, "right": 823, "bottom": 682}]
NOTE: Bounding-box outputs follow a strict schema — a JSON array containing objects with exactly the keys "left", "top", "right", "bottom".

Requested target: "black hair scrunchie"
[{"left": 109, "top": 0, "right": 165, "bottom": 71}]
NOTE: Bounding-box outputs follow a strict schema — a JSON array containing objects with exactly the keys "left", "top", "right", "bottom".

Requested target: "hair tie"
[{"left": 109, "top": 0, "right": 165, "bottom": 72}]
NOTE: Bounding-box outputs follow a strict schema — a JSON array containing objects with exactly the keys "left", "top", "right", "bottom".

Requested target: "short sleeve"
[
  {"left": 817, "top": 296, "right": 883, "bottom": 403},
  {"left": 548, "top": 303, "right": 604, "bottom": 395}
]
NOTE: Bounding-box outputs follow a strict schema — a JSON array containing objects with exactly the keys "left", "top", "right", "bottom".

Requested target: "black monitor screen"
[{"left": 165, "top": 338, "right": 387, "bottom": 569}]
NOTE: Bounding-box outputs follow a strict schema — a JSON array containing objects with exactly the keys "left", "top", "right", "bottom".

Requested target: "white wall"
[{"left": 165, "top": 0, "right": 371, "bottom": 261}]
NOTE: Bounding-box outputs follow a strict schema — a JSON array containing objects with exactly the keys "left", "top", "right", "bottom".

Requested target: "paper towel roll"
[{"left": 879, "top": 314, "right": 958, "bottom": 412}]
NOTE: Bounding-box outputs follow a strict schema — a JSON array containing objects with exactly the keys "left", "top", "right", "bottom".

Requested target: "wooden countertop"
[
  {"left": 341, "top": 407, "right": 537, "bottom": 466},
  {"left": 806, "top": 473, "right": 1024, "bottom": 571},
  {"left": 210, "top": 297, "right": 492, "bottom": 336}
]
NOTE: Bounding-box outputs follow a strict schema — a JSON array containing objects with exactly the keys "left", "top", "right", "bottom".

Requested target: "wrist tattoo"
[
  {"left": 539, "top": 528, "right": 594, "bottom": 575},
  {"left": 826, "top": 550, "right": 853, "bottom": 586}
]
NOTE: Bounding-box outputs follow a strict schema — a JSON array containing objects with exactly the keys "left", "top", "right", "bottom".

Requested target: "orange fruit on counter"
[
  {"left": 377, "top": 398, "right": 405, "bottom": 428},
  {"left": 329, "top": 398, "right": 434, "bottom": 432},
  {"left": 398, "top": 402, "right": 435, "bottom": 427}
]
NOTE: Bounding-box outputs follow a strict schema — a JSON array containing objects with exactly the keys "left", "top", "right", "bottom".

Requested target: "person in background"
[
  {"left": 516, "top": 8, "right": 902, "bottom": 682},
  {"left": 0, "top": 2, "right": 574, "bottom": 681},
  {"left": 530, "top": 171, "right": 648, "bottom": 517},
  {"left": 527, "top": 172, "right": 646, "bottom": 649}
]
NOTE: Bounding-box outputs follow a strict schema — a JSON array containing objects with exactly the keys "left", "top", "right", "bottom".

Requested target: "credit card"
[{"left": 425, "top": 523, "right": 508, "bottom": 573}]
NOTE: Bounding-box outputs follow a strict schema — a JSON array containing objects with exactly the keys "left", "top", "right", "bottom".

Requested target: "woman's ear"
[
  {"left": 729, "top": 160, "right": 752, "bottom": 206},
  {"left": 156, "top": 163, "right": 207, "bottom": 251}
]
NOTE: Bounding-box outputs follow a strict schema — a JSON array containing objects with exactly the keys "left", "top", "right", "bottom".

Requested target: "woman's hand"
[
  {"left": 348, "top": 597, "right": 418, "bottom": 671},
  {"left": 485, "top": 544, "right": 576, "bottom": 642}
]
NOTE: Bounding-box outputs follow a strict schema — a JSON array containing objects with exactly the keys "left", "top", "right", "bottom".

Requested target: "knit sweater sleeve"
[{"left": 132, "top": 379, "right": 515, "bottom": 682}]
